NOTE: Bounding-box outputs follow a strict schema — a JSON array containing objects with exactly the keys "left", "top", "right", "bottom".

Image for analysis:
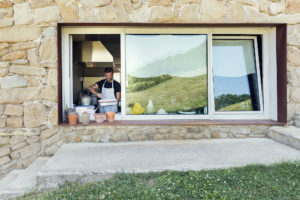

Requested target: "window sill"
[{"left": 59, "top": 119, "right": 285, "bottom": 127}]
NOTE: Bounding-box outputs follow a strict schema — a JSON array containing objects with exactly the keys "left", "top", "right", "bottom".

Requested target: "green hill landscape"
[
  {"left": 214, "top": 93, "right": 253, "bottom": 111},
  {"left": 217, "top": 99, "right": 253, "bottom": 111},
  {"left": 126, "top": 74, "right": 208, "bottom": 114},
  {"left": 126, "top": 74, "right": 253, "bottom": 114}
]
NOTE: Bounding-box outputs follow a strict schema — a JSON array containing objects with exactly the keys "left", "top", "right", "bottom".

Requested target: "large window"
[
  {"left": 59, "top": 25, "right": 284, "bottom": 122},
  {"left": 125, "top": 34, "right": 208, "bottom": 115}
]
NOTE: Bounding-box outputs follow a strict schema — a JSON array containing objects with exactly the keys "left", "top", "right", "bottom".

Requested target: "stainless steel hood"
[{"left": 81, "top": 41, "right": 115, "bottom": 68}]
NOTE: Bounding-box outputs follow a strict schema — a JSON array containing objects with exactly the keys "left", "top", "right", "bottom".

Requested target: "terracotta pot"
[
  {"left": 105, "top": 112, "right": 115, "bottom": 122},
  {"left": 68, "top": 113, "right": 78, "bottom": 125},
  {"left": 94, "top": 113, "right": 105, "bottom": 123},
  {"left": 65, "top": 109, "right": 74, "bottom": 123}
]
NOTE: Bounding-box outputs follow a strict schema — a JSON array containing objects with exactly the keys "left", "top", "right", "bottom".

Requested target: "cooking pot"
[
  {"left": 91, "top": 93, "right": 98, "bottom": 105},
  {"left": 81, "top": 95, "right": 91, "bottom": 106}
]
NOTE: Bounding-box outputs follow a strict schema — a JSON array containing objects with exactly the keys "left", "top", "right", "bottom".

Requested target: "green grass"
[
  {"left": 126, "top": 75, "right": 207, "bottom": 113},
  {"left": 20, "top": 161, "right": 300, "bottom": 200},
  {"left": 217, "top": 99, "right": 253, "bottom": 111}
]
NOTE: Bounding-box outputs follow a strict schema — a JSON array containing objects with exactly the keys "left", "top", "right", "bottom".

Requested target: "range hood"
[{"left": 81, "top": 41, "right": 115, "bottom": 68}]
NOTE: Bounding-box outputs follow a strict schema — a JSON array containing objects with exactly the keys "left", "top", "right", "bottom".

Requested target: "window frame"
[
  {"left": 124, "top": 33, "right": 209, "bottom": 116},
  {"left": 211, "top": 36, "right": 264, "bottom": 115},
  {"left": 57, "top": 23, "right": 286, "bottom": 124}
]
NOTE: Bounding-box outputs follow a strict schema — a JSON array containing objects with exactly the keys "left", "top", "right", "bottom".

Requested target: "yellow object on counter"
[{"left": 130, "top": 103, "right": 145, "bottom": 114}]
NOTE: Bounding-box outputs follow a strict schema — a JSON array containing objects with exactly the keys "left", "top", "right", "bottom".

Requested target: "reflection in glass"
[
  {"left": 125, "top": 34, "right": 208, "bottom": 115},
  {"left": 212, "top": 39, "right": 261, "bottom": 111}
]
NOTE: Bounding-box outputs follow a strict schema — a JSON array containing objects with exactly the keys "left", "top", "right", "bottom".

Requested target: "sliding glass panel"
[
  {"left": 125, "top": 34, "right": 208, "bottom": 115},
  {"left": 212, "top": 39, "right": 261, "bottom": 112}
]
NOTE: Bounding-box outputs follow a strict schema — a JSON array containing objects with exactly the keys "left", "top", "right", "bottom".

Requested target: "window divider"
[
  {"left": 121, "top": 32, "right": 126, "bottom": 118},
  {"left": 207, "top": 33, "right": 214, "bottom": 120},
  {"left": 69, "top": 34, "right": 74, "bottom": 109},
  {"left": 62, "top": 32, "right": 73, "bottom": 121}
]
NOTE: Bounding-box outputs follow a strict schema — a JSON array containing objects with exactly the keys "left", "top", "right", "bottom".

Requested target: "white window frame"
[
  {"left": 211, "top": 36, "right": 264, "bottom": 115},
  {"left": 61, "top": 26, "right": 277, "bottom": 121}
]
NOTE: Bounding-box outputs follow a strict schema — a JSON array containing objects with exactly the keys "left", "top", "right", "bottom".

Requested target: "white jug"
[{"left": 147, "top": 100, "right": 154, "bottom": 114}]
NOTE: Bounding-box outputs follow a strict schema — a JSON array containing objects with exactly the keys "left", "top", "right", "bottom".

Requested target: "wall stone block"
[
  {"left": 9, "top": 65, "right": 46, "bottom": 76},
  {"left": 0, "top": 146, "right": 10, "bottom": 157},
  {"left": 39, "top": 38, "right": 57, "bottom": 61},
  {"left": 0, "top": 75, "right": 28, "bottom": 89},
  {"left": 199, "top": 0, "right": 225, "bottom": 22},
  {"left": 4, "top": 104, "right": 24, "bottom": 117},
  {"left": 149, "top": 6, "right": 174, "bottom": 22},
  {"left": 286, "top": 0, "right": 300, "bottom": 14},
  {"left": 0, "top": 18, "right": 13, "bottom": 28},
  {"left": 29, "top": 0, "right": 53, "bottom": 9},
  {"left": 226, "top": 1, "right": 244, "bottom": 22},
  {"left": 0, "top": 26, "right": 41, "bottom": 42},
  {"left": 12, "top": 42, "right": 37, "bottom": 51},
  {"left": 13, "top": 3, "right": 34, "bottom": 25},
  {"left": 24, "top": 103, "right": 47, "bottom": 128},
  {"left": 19, "top": 142, "right": 40, "bottom": 159},
  {"left": 33, "top": 6, "right": 61, "bottom": 24},
  {"left": 2, "top": 51, "right": 26, "bottom": 61}
]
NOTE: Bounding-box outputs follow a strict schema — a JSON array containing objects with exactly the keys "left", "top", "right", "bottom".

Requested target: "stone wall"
[
  {"left": 0, "top": 0, "right": 299, "bottom": 178},
  {"left": 62, "top": 125, "right": 269, "bottom": 143}
]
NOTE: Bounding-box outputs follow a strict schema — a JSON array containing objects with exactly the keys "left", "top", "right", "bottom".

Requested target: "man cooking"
[{"left": 88, "top": 67, "right": 121, "bottom": 113}]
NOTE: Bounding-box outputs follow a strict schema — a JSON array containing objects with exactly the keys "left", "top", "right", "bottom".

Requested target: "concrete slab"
[
  {"left": 37, "top": 138, "right": 300, "bottom": 191},
  {"left": 0, "top": 157, "right": 50, "bottom": 200},
  {"left": 268, "top": 126, "right": 300, "bottom": 150},
  {"left": 0, "top": 170, "right": 23, "bottom": 189}
]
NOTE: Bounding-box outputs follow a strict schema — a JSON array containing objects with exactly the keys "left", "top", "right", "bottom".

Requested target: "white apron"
[{"left": 99, "top": 80, "right": 118, "bottom": 113}]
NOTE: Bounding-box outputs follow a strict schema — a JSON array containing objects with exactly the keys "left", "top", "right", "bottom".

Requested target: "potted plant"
[
  {"left": 65, "top": 104, "right": 74, "bottom": 123},
  {"left": 67, "top": 111, "right": 78, "bottom": 125}
]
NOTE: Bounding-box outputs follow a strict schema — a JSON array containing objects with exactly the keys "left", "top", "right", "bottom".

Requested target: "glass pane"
[
  {"left": 125, "top": 34, "right": 208, "bottom": 115},
  {"left": 212, "top": 39, "right": 261, "bottom": 112}
]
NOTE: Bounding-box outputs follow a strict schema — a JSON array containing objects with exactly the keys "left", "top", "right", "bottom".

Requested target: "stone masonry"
[{"left": 0, "top": 0, "right": 300, "bottom": 178}]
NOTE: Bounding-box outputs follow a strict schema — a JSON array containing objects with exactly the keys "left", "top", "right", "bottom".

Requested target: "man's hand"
[{"left": 88, "top": 83, "right": 101, "bottom": 98}]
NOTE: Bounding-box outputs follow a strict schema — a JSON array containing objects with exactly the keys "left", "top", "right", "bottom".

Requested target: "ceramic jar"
[{"left": 81, "top": 112, "right": 90, "bottom": 125}]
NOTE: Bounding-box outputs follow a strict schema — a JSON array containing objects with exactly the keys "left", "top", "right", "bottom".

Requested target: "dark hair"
[{"left": 104, "top": 67, "right": 114, "bottom": 73}]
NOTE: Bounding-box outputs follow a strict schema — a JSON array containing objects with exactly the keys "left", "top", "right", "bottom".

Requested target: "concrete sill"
[{"left": 59, "top": 120, "right": 285, "bottom": 127}]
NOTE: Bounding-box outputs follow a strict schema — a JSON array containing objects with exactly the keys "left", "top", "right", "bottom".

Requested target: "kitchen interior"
[{"left": 71, "top": 34, "right": 121, "bottom": 122}]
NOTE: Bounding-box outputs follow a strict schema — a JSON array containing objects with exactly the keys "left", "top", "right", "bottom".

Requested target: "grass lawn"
[{"left": 20, "top": 161, "right": 299, "bottom": 200}]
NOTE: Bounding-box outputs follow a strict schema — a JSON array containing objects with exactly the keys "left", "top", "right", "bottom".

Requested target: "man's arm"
[
  {"left": 116, "top": 92, "right": 121, "bottom": 101},
  {"left": 115, "top": 82, "right": 121, "bottom": 101},
  {"left": 88, "top": 83, "right": 102, "bottom": 99}
]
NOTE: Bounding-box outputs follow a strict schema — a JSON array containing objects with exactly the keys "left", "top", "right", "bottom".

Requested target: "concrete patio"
[
  {"left": 37, "top": 138, "right": 300, "bottom": 190},
  {"left": 1, "top": 129, "right": 300, "bottom": 199}
]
